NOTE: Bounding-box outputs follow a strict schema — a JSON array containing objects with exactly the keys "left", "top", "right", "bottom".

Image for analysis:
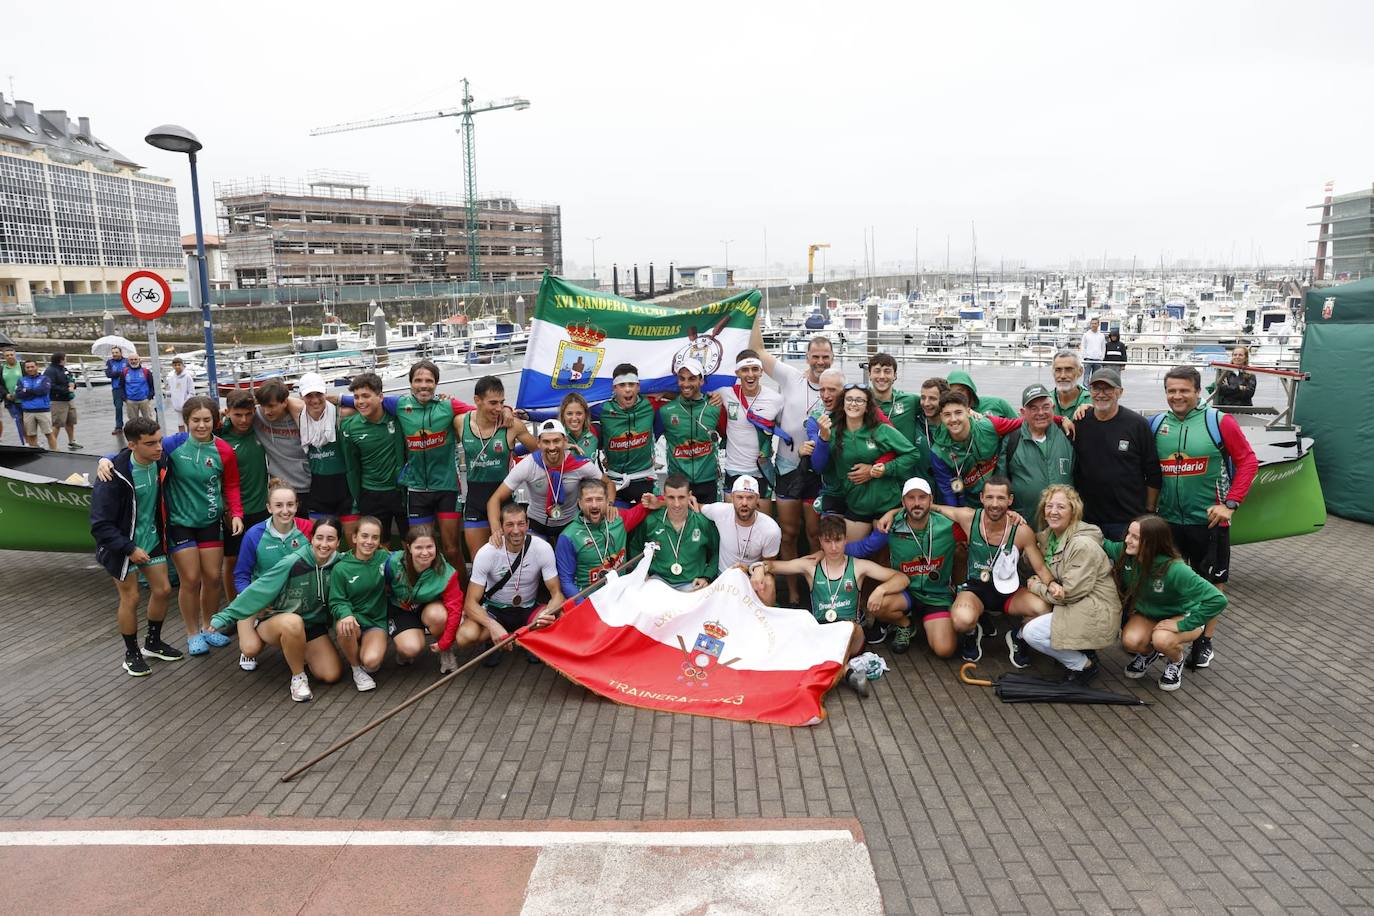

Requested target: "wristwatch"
[{"left": 1223, "top": 498, "right": 1240, "bottom": 510}]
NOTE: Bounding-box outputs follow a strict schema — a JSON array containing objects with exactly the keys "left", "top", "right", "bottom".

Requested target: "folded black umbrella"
[{"left": 993, "top": 672, "right": 1146, "bottom": 706}]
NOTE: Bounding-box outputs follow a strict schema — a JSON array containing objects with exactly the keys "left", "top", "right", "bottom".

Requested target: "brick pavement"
[{"left": 2, "top": 515, "right": 1371, "bottom": 914}]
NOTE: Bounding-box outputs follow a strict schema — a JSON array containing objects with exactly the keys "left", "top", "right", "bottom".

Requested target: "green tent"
[{"left": 1296, "top": 278, "right": 1374, "bottom": 523}]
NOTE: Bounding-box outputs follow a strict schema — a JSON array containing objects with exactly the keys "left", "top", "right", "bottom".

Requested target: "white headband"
[
  {"left": 735, "top": 357, "right": 763, "bottom": 370},
  {"left": 613, "top": 373, "right": 639, "bottom": 385}
]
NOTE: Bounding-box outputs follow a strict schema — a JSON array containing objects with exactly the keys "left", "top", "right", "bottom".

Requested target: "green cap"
[{"left": 1021, "top": 383, "right": 1051, "bottom": 406}]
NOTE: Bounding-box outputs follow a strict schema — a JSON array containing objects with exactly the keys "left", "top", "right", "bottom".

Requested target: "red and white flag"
[{"left": 520, "top": 552, "right": 852, "bottom": 726}]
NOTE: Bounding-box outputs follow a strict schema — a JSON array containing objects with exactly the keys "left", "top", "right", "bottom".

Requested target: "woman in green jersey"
[
  {"left": 330, "top": 516, "right": 392, "bottom": 692},
  {"left": 389, "top": 525, "right": 467, "bottom": 675},
  {"left": 810, "top": 383, "right": 917, "bottom": 540}
]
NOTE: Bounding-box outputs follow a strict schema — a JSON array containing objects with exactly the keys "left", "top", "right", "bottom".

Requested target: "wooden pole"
[{"left": 279, "top": 551, "right": 645, "bottom": 783}]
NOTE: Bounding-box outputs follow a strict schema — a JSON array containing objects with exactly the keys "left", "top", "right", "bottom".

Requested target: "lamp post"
[
  {"left": 145, "top": 124, "right": 217, "bottom": 399},
  {"left": 720, "top": 239, "right": 733, "bottom": 276},
  {"left": 586, "top": 236, "right": 601, "bottom": 282}
]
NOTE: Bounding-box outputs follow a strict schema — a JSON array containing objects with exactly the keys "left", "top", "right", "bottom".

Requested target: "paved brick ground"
[{"left": 2, "top": 512, "right": 1371, "bottom": 914}]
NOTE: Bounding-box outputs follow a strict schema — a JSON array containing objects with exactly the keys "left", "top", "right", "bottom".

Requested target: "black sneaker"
[
  {"left": 959, "top": 623, "right": 984, "bottom": 663},
  {"left": 142, "top": 638, "right": 185, "bottom": 662},
  {"left": 1124, "top": 651, "right": 1160, "bottom": 679},
  {"left": 123, "top": 651, "right": 151, "bottom": 677},
  {"left": 1065, "top": 660, "right": 1101, "bottom": 686},
  {"left": 979, "top": 611, "right": 999, "bottom": 640},
  {"left": 1187, "top": 636, "right": 1214, "bottom": 670},
  {"left": 1006, "top": 629, "right": 1030, "bottom": 669},
  {"left": 864, "top": 621, "right": 889, "bottom": 646},
  {"left": 1159, "top": 658, "right": 1185, "bottom": 691}
]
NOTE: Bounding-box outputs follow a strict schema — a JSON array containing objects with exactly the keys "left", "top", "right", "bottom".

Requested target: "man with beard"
[
  {"left": 554, "top": 478, "right": 649, "bottom": 598},
  {"left": 656, "top": 357, "right": 726, "bottom": 505},
  {"left": 853, "top": 477, "right": 961, "bottom": 656},
  {"left": 1050, "top": 350, "right": 1092, "bottom": 418},
  {"left": 929, "top": 476, "right": 1054, "bottom": 664},
  {"left": 488, "top": 419, "right": 612, "bottom": 544},
  {"left": 748, "top": 315, "right": 830, "bottom": 527},
  {"left": 462, "top": 501, "right": 563, "bottom": 668},
  {"left": 712, "top": 351, "right": 785, "bottom": 510},
  {"left": 1070, "top": 368, "right": 1161, "bottom": 540},
  {"left": 698, "top": 475, "right": 781, "bottom": 569}
]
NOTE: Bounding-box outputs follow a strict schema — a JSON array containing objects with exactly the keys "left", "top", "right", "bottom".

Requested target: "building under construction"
[{"left": 216, "top": 172, "right": 561, "bottom": 288}]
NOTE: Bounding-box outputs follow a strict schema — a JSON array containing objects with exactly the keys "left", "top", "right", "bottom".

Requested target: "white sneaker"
[
  {"left": 438, "top": 649, "right": 457, "bottom": 674},
  {"left": 289, "top": 672, "right": 312, "bottom": 702},
  {"left": 352, "top": 666, "right": 377, "bottom": 692},
  {"left": 239, "top": 653, "right": 258, "bottom": 672}
]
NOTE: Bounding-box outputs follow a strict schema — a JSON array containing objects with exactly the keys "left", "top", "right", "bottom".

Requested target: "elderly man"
[
  {"left": 1050, "top": 349, "right": 1092, "bottom": 418},
  {"left": 930, "top": 390, "right": 1069, "bottom": 506},
  {"left": 698, "top": 475, "right": 781, "bottom": 569},
  {"left": 489, "top": 419, "right": 612, "bottom": 544},
  {"left": 1081, "top": 317, "right": 1107, "bottom": 377},
  {"left": 1070, "top": 368, "right": 1161, "bottom": 540},
  {"left": 999, "top": 384, "right": 1074, "bottom": 522}
]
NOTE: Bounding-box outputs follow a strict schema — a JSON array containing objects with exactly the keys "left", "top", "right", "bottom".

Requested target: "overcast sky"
[{"left": 10, "top": 0, "right": 1372, "bottom": 278}]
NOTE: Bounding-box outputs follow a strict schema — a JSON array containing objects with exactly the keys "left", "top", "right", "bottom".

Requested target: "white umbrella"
[{"left": 91, "top": 335, "right": 137, "bottom": 359}]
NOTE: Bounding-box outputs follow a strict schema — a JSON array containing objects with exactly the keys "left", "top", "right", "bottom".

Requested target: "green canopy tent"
[{"left": 1296, "top": 278, "right": 1374, "bottom": 523}]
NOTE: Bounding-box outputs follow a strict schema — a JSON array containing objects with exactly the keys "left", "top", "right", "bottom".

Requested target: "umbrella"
[
  {"left": 91, "top": 335, "right": 136, "bottom": 359},
  {"left": 959, "top": 663, "right": 1145, "bottom": 706}
]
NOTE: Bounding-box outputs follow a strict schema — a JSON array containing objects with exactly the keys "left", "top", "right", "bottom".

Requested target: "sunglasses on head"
[{"left": 843, "top": 383, "right": 869, "bottom": 392}]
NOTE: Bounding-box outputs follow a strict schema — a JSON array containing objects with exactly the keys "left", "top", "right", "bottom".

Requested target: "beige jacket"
[{"left": 1026, "top": 521, "right": 1122, "bottom": 650}]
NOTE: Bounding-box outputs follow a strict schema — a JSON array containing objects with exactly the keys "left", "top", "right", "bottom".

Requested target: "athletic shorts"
[
  {"left": 347, "top": 489, "right": 407, "bottom": 541},
  {"left": 255, "top": 615, "right": 331, "bottom": 642},
  {"left": 841, "top": 503, "right": 886, "bottom": 524},
  {"left": 775, "top": 466, "right": 822, "bottom": 502},
  {"left": 956, "top": 577, "right": 1015, "bottom": 613},
  {"left": 724, "top": 470, "right": 773, "bottom": 499},
  {"left": 485, "top": 603, "right": 536, "bottom": 632},
  {"left": 225, "top": 510, "right": 270, "bottom": 558},
  {"left": 689, "top": 480, "right": 719, "bottom": 506},
  {"left": 406, "top": 489, "right": 459, "bottom": 525},
  {"left": 613, "top": 477, "right": 655, "bottom": 507},
  {"left": 900, "top": 591, "right": 952, "bottom": 621},
  {"left": 463, "top": 480, "right": 502, "bottom": 527},
  {"left": 133, "top": 544, "right": 167, "bottom": 570},
  {"left": 387, "top": 607, "right": 428, "bottom": 636},
  {"left": 528, "top": 516, "right": 571, "bottom": 545},
  {"left": 168, "top": 523, "right": 223, "bottom": 553},
  {"left": 820, "top": 491, "right": 846, "bottom": 516},
  {"left": 308, "top": 473, "right": 352, "bottom": 520},
  {"left": 51, "top": 401, "right": 76, "bottom": 425},
  {"left": 1169, "top": 523, "right": 1231, "bottom": 584}
]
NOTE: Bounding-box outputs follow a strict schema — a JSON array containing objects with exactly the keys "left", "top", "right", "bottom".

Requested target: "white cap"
[
  {"left": 730, "top": 475, "right": 759, "bottom": 495},
  {"left": 678, "top": 356, "right": 705, "bottom": 377},
  {"left": 537, "top": 418, "right": 567, "bottom": 438},
  {"left": 992, "top": 547, "right": 1021, "bottom": 595},
  {"left": 298, "top": 372, "right": 327, "bottom": 396},
  {"left": 902, "top": 477, "right": 932, "bottom": 496}
]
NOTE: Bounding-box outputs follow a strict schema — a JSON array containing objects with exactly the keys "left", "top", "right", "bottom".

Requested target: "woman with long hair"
[
  {"left": 209, "top": 517, "right": 345, "bottom": 703},
  {"left": 1021, "top": 485, "right": 1121, "bottom": 683},
  {"left": 1210, "top": 345, "right": 1256, "bottom": 407},
  {"left": 809, "top": 383, "right": 916, "bottom": 539},
  {"left": 388, "top": 524, "right": 467, "bottom": 675},
  {"left": 330, "top": 515, "right": 390, "bottom": 692},
  {"left": 559, "top": 391, "right": 601, "bottom": 469},
  {"left": 230, "top": 480, "right": 315, "bottom": 671},
  {"left": 1107, "top": 514, "right": 1227, "bottom": 692}
]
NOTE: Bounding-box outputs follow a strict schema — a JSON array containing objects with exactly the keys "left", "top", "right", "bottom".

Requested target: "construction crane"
[
  {"left": 311, "top": 79, "right": 530, "bottom": 284},
  {"left": 807, "top": 243, "right": 830, "bottom": 284}
]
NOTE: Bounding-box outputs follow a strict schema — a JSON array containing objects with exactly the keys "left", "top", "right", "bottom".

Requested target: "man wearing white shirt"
[
  {"left": 164, "top": 357, "right": 195, "bottom": 433},
  {"left": 712, "top": 350, "right": 784, "bottom": 513},
  {"left": 699, "top": 475, "right": 781, "bottom": 569},
  {"left": 1080, "top": 318, "right": 1107, "bottom": 378}
]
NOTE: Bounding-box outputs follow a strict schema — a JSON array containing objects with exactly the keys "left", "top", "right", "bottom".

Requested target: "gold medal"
[
  {"left": 513, "top": 593, "right": 522, "bottom": 606},
  {"left": 549, "top": 506, "right": 562, "bottom": 520},
  {"left": 950, "top": 479, "right": 965, "bottom": 494},
  {"left": 824, "top": 609, "right": 838, "bottom": 622},
  {"left": 671, "top": 562, "right": 683, "bottom": 576}
]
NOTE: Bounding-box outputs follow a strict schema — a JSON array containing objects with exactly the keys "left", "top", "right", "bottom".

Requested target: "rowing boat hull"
[
  {"left": 0, "top": 446, "right": 97, "bottom": 553},
  {"left": 1229, "top": 437, "right": 1325, "bottom": 546}
]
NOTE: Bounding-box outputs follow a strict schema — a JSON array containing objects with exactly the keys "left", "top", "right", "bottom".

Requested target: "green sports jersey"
[
  {"left": 599, "top": 397, "right": 656, "bottom": 476},
  {"left": 827, "top": 422, "right": 918, "bottom": 518},
  {"left": 214, "top": 543, "right": 336, "bottom": 630},
  {"left": 307, "top": 439, "right": 346, "bottom": 476},
  {"left": 1102, "top": 540, "right": 1227, "bottom": 632},
  {"left": 249, "top": 522, "right": 312, "bottom": 582},
  {"left": 1053, "top": 386, "right": 1092, "bottom": 418},
  {"left": 633, "top": 508, "right": 718, "bottom": 586},
  {"left": 561, "top": 516, "right": 629, "bottom": 592},
  {"left": 339, "top": 411, "right": 405, "bottom": 506},
  {"left": 164, "top": 435, "right": 235, "bottom": 528},
  {"left": 966, "top": 509, "right": 1019, "bottom": 580},
  {"left": 876, "top": 390, "right": 933, "bottom": 485},
  {"left": 811, "top": 556, "right": 860, "bottom": 623},
  {"left": 887, "top": 512, "right": 958, "bottom": 608},
  {"left": 391, "top": 394, "right": 459, "bottom": 491},
  {"left": 1154, "top": 408, "right": 1229, "bottom": 526},
  {"left": 387, "top": 549, "right": 459, "bottom": 611},
  {"left": 659, "top": 395, "right": 722, "bottom": 485},
  {"left": 220, "top": 420, "right": 268, "bottom": 516},
  {"left": 929, "top": 417, "right": 1004, "bottom": 499},
  {"left": 329, "top": 550, "right": 391, "bottom": 630},
  {"left": 460, "top": 413, "right": 513, "bottom": 485},
  {"left": 567, "top": 427, "right": 600, "bottom": 464},
  {"left": 131, "top": 457, "right": 161, "bottom": 556}
]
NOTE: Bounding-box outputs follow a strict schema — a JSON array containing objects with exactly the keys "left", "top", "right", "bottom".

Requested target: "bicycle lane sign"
[{"left": 120, "top": 270, "right": 172, "bottom": 320}]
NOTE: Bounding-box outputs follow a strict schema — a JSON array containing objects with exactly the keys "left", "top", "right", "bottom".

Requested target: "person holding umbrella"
[
  {"left": 1020, "top": 485, "right": 1122, "bottom": 684},
  {"left": 1107, "top": 515, "right": 1228, "bottom": 692}
]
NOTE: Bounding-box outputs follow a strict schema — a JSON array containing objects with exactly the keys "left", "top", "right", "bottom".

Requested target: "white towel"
[{"left": 299, "top": 401, "right": 338, "bottom": 450}]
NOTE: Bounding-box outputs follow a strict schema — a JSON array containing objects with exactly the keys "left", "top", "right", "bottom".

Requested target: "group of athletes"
[{"left": 89, "top": 313, "right": 1256, "bottom": 704}]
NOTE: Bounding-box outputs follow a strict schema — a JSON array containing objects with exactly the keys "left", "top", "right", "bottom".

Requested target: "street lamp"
[
  {"left": 586, "top": 236, "right": 602, "bottom": 281},
  {"left": 145, "top": 123, "right": 217, "bottom": 399}
]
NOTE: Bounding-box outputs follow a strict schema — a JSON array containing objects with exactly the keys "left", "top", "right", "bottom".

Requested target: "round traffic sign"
[{"left": 120, "top": 270, "right": 172, "bottom": 320}]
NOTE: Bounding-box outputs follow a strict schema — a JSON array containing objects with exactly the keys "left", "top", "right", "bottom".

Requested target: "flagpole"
[{"left": 280, "top": 550, "right": 647, "bottom": 783}]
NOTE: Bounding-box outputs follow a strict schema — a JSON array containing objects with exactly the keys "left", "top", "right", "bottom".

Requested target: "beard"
[{"left": 1055, "top": 379, "right": 1077, "bottom": 393}]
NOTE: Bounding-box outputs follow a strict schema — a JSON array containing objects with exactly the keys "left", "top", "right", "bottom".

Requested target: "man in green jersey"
[
  {"left": 947, "top": 369, "right": 1017, "bottom": 420},
  {"left": 459, "top": 375, "right": 534, "bottom": 568},
  {"left": 1050, "top": 350, "right": 1092, "bottom": 418},
  {"left": 221, "top": 390, "right": 270, "bottom": 601},
  {"left": 656, "top": 357, "right": 726, "bottom": 506},
  {"left": 90, "top": 417, "right": 184, "bottom": 677},
  {"left": 631, "top": 473, "right": 719, "bottom": 590},
  {"left": 854, "top": 477, "right": 961, "bottom": 657},
  {"left": 761, "top": 513, "right": 909, "bottom": 697},
  {"left": 930, "top": 390, "right": 1071, "bottom": 506},
  {"left": 866, "top": 353, "right": 928, "bottom": 466},
  {"left": 599, "top": 362, "right": 659, "bottom": 506},
  {"left": 339, "top": 373, "right": 407, "bottom": 544},
  {"left": 555, "top": 479, "right": 650, "bottom": 597},
  {"left": 930, "top": 476, "right": 1054, "bottom": 665}
]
